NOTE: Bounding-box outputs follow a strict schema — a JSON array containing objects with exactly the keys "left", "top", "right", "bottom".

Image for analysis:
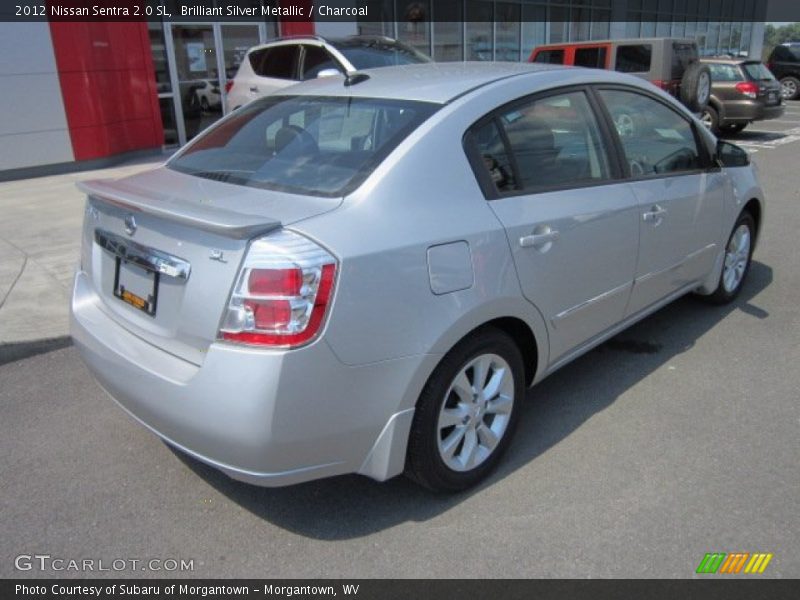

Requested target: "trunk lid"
[{"left": 78, "top": 167, "right": 341, "bottom": 365}]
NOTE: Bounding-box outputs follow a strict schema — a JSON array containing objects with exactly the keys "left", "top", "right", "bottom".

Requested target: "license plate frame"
[{"left": 113, "top": 257, "right": 160, "bottom": 317}]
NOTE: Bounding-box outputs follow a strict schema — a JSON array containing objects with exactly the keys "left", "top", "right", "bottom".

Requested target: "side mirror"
[
  {"left": 717, "top": 140, "right": 750, "bottom": 168},
  {"left": 316, "top": 68, "right": 341, "bottom": 79}
]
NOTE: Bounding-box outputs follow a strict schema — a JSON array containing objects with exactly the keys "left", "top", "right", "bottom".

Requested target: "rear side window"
[
  {"left": 599, "top": 89, "right": 702, "bottom": 176},
  {"left": 252, "top": 46, "right": 299, "bottom": 79},
  {"left": 168, "top": 96, "right": 438, "bottom": 197},
  {"left": 533, "top": 49, "right": 565, "bottom": 64},
  {"left": 671, "top": 43, "right": 698, "bottom": 79},
  {"left": 615, "top": 45, "right": 652, "bottom": 73},
  {"left": 574, "top": 47, "right": 607, "bottom": 69},
  {"left": 743, "top": 62, "right": 776, "bottom": 81},
  {"left": 707, "top": 63, "right": 743, "bottom": 82},
  {"left": 469, "top": 91, "right": 611, "bottom": 194}
]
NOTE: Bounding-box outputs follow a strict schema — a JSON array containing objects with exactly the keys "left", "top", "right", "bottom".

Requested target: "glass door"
[
  {"left": 171, "top": 24, "right": 220, "bottom": 142},
  {"left": 220, "top": 25, "right": 262, "bottom": 114}
]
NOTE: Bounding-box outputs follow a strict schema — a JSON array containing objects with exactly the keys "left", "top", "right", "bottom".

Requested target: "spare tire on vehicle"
[{"left": 680, "top": 62, "right": 712, "bottom": 112}]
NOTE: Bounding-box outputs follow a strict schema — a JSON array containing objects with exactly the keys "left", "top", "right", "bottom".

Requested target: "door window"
[
  {"left": 469, "top": 91, "right": 611, "bottom": 194},
  {"left": 302, "top": 46, "right": 340, "bottom": 80},
  {"left": 253, "top": 46, "right": 299, "bottom": 79},
  {"left": 599, "top": 89, "right": 703, "bottom": 177},
  {"left": 533, "top": 49, "right": 564, "bottom": 64},
  {"left": 574, "top": 47, "right": 607, "bottom": 69}
]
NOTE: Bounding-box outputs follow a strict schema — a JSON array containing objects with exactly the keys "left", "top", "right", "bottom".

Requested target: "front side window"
[
  {"left": 599, "top": 89, "right": 702, "bottom": 177},
  {"left": 615, "top": 44, "right": 652, "bottom": 73},
  {"left": 301, "top": 45, "right": 339, "bottom": 80},
  {"left": 470, "top": 91, "right": 611, "bottom": 194},
  {"left": 533, "top": 49, "right": 564, "bottom": 64},
  {"left": 169, "top": 96, "right": 438, "bottom": 197}
]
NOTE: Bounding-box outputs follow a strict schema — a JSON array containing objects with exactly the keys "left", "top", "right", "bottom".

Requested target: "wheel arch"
[{"left": 743, "top": 197, "right": 762, "bottom": 245}]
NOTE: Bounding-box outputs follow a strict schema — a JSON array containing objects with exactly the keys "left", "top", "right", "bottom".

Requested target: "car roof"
[{"left": 281, "top": 62, "right": 571, "bottom": 104}]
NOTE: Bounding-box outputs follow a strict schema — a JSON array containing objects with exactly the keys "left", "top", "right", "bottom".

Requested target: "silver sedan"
[{"left": 71, "top": 63, "right": 763, "bottom": 491}]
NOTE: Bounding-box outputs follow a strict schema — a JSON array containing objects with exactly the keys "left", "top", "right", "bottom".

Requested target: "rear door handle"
[
  {"left": 520, "top": 229, "right": 560, "bottom": 248},
  {"left": 642, "top": 205, "right": 668, "bottom": 223},
  {"left": 249, "top": 86, "right": 259, "bottom": 93}
]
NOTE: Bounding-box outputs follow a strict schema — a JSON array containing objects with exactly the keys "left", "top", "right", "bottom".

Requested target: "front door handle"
[
  {"left": 520, "top": 229, "right": 560, "bottom": 249},
  {"left": 642, "top": 205, "right": 668, "bottom": 224}
]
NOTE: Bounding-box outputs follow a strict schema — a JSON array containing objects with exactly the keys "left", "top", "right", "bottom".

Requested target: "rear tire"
[
  {"left": 780, "top": 76, "right": 800, "bottom": 100},
  {"left": 703, "top": 212, "right": 756, "bottom": 305},
  {"left": 405, "top": 327, "right": 524, "bottom": 492},
  {"left": 701, "top": 105, "right": 720, "bottom": 134},
  {"left": 681, "top": 62, "right": 712, "bottom": 112}
]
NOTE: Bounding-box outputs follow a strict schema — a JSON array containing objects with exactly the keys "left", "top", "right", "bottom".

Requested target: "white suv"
[{"left": 226, "top": 35, "right": 431, "bottom": 111}]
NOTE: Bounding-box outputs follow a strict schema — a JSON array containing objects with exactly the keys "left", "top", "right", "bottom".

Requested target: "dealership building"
[{"left": 0, "top": 0, "right": 767, "bottom": 178}]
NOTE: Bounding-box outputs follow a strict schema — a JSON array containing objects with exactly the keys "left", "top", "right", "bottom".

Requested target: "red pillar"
[
  {"left": 48, "top": 22, "right": 163, "bottom": 161},
  {"left": 279, "top": 0, "right": 315, "bottom": 36}
]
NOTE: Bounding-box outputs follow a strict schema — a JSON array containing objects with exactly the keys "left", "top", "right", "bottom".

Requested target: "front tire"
[
  {"left": 405, "top": 327, "right": 524, "bottom": 492},
  {"left": 704, "top": 212, "right": 756, "bottom": 304}
]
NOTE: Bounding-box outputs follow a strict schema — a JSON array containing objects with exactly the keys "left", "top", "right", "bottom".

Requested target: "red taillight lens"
[
  {"left": 219, "top": 231, "right": 337, "bottom": 348},
  {"left": 225, "top": 80, "right": 234, "bottom": 94},
  {"left": 248, "top": 268, "right": 302, "bottom": 296},
  {"left": 735, "top": 82, "right": 759, "bottom": 98}
]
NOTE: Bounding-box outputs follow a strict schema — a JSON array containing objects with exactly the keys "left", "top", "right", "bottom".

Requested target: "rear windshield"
[
  {"left": 168, "top": 96, "right": 438, "bottom": 197},
  {"left": 743, "top": 62, "right": 776, "bottom": 81},
  {"left": 331, "top": 40, "right": 431, "bottom": 69},
  {"left": 671, "top": 43, "right": 698, "bottom": 79}
]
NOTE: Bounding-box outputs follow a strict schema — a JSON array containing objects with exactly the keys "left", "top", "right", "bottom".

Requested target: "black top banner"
[{"left": 3, "top": 0, "right": 797, "bottom": 24}]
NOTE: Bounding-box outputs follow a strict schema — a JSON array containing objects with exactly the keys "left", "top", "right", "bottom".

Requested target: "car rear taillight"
[
  {"left": 225, "top": 80, "right": 234, "bottom": 94},
  {"left": 736, "top": 81, "right": 759, "bottom": 99},
  {"left": 219, "top": 230, "right": 337, "bottom": 347}
]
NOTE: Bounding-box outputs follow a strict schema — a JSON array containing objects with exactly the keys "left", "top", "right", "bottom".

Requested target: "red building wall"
[{"left": 48, "top": 22, "right": 163, "bottom": 161}]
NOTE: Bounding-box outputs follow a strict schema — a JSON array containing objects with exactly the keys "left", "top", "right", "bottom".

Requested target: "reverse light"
[
  {"left": 219, "top": 230, "right": 337, "bottom": 347},
  {"left": 735, "top": 82, "right": 759, "bottom": 99}
]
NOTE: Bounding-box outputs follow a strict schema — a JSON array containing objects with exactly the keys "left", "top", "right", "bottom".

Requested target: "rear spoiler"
[{"left": 77, "top": 179, "right": 281, "bottom": 239}]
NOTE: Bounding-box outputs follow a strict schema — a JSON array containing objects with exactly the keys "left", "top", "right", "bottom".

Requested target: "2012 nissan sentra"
[{"left": 70, "top": 63, "right": 763, "bottom": 492}]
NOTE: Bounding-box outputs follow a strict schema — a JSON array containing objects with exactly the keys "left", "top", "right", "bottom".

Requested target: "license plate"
[
  {"left": 768, "top": 92, "right": 777, "bottom": 104},
  {"left": 113, "top": 258, "right": 159, "bottom": 317}
]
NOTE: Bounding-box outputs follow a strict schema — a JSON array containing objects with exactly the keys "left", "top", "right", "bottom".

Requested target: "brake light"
[
  {"left": 736, "top": 82, "right": 759, "bottom": 99},
  {"left": 219, "top": 230, "right": 337, "bottom": 347},
  {"left": 225, "top": 80, "right": 234, "bottom": 94},
  {"left": 651, "top": 79, "right": 669, "bottom": 90}
]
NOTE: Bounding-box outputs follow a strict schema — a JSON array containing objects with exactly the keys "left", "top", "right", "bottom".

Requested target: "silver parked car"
[{"left": 71, "top": 63, "right": 763, "bottom": 492}]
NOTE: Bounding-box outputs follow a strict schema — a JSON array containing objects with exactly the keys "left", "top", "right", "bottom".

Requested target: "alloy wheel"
[
  {"left": 781, "top": 79, "right": 797, "bottom": 99},
  {"left": 436, "top": 353, "right": 514, "bottom": 472},
  {"left": 723, "top": 223, "right": 751, "bottom": 293}
]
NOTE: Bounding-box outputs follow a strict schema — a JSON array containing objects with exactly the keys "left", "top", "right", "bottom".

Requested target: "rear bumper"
[
  {"left": 70, "top": 271, "right": 434, "bottom": 486},
  {"left": 721, "top": 100, "right": 785, "bottom": 124}
]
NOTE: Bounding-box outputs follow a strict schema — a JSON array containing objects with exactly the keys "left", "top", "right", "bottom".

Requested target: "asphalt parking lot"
[{"left": 1, "top": 103, "right": 799, "bottom": 579}]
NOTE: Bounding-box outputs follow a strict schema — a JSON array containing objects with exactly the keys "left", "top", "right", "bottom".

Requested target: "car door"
[
  {"left": 596, "top": 87, "right": 725, "bottom": 316},
  {"left": 469, "top": 88, "right": 640, "bottom": 365},
  {"left": 248, "top": 44, "right": 300, "bottom": 100}
]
